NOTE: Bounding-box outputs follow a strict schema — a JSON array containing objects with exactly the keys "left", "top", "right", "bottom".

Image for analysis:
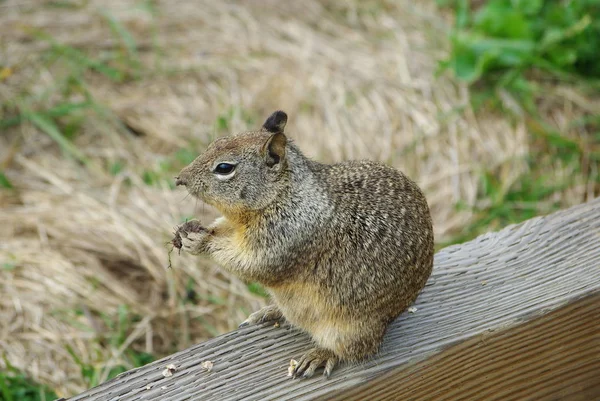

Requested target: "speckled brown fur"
[{"left": 174, "top": 110, "right": 434, "bottom": 378}]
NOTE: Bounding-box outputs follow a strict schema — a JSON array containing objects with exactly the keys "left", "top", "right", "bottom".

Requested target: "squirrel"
[{"left": 173, "top": 110, "right": 434, "bottom": 379}]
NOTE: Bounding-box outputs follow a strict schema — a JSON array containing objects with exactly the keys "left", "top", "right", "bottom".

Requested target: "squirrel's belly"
[
  {"left": 269, "top": 282, "right": 355, "bottom": 354},
  {"left": 310, "top": 319, "right": 358, "bottom": 354},
  {"left": 269, "top": 282, "right": 324, "bottom": 327}
]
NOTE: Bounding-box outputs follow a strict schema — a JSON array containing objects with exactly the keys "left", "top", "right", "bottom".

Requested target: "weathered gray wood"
[{"left": 67, "top": 198, "right": 600, "bottom": 401}]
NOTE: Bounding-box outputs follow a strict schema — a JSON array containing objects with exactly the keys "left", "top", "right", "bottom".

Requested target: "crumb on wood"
[
  {"left": 201, "top": 360, "right": 213, "bottom": 372},
  {"left": 287, "top": 359, "right": 298, "bottom": 377},
  {"left": 408, "top": 306, "right": 418, "bottom": 313},
  {"left": 162, "top": 363, "right": 177, "bottom": 378}
]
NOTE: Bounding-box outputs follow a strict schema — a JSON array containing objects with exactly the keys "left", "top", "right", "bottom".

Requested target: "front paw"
[
  {"left": 172, "top": 220, "right": 207, "bottom": 255},
  {"left": 239, "top": 304, "right": 283, "bottom": 328}
]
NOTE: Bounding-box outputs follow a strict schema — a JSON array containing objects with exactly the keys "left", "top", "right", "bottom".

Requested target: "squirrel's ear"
[
  {"left": 262, "top": 132, "right": 287, "bottom": 168},
  {"left": 262, "top": 110, "right": 287, "bottom": 134}
]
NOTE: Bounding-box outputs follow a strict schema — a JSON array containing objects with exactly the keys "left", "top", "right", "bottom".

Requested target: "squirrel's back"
[{"left": 306, "top": 159, "right": 434, "bottom": 322}]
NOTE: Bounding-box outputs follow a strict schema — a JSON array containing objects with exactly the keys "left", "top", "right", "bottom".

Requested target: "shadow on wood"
[{"left": 67, "top": 198, "right": 600, "bottom": 401}]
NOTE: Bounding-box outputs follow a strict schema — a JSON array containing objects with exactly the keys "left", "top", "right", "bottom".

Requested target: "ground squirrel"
[{"left": 173, "top": 111, "right": 434, "bottom": 378}]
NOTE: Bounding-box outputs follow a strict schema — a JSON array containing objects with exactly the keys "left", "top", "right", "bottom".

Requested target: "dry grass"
[{"left": 0, "top": 0, "right": 598, "bottom": 397}]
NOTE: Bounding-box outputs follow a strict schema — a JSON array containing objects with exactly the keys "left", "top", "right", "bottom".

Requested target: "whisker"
[{"left": 179, "top": 192, "right": 191, "bottom": 203}]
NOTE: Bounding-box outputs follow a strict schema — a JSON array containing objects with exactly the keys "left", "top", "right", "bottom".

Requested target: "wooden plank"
[
  {"left": 330, "top": 293, "right": 600, "bottom": 401},
  {"left": 67, "top": 198, "right": 600, "bottom": 401}
]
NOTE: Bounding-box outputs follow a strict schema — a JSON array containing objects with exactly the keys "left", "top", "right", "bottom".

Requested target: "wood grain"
[{"left": 67, "top": 197, "right": 600, "bottom": 401}]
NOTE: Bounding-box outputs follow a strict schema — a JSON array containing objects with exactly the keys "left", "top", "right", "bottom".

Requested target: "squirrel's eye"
[{"left": 214, "top": 163, "right": 236, "bottom": 175}]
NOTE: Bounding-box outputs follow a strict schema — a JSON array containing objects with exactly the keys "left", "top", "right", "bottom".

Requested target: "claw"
[
  {"left": 292, "top": 354, "right": 309, "bottom": 378},
  {"left": 324, "top": 357, "right": 336, "bottom": 378},
  {"left": 290, "top": 348, "right": 338, "bottom": 380}
]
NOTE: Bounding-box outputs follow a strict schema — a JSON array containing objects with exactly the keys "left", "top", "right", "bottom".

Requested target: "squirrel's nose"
[
  {"left": 176, "top": 165, "right": 194, "bottom": 186},
  {"left": 175, "top": 176, "right": 186, "bottom": 186}
]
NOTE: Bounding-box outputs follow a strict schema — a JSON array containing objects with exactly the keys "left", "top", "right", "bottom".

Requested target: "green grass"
[
  {"left": 0, "top": 173, "right": 13, "bottom": 189},
  {"left": 51, "top": 305, "right": 156, "bottom": 391},
  {"left": 437, "top": 0, "right": 600, "bottom": 245},
  {"left": 437, "top": 0, "right": 600, "bottom": 114},
  {"left": 65, "top": 344, "right": 154, "bottom": 390},
  {"left": 442, "top": 115, "right": 598, "bottom": 247},
  {"left": 439, "top": 0, "right": 600, "bottom": 85},
  {"left": 0, "top": 6, "right": 194, "bottom": 195},
  {"left": 100, "top": 10, "right": 143, "bottom": 79},
  {"left": 1, "top": 307, "right": 152, "bottom": 399},
  {"left": 0, "top": 9, "right": 147, "bottom": 172},
  {"left": 2, "top": 59, "right": 108, "bottom": 166},
  {"left": 443, "top": 168, "right": 567, "bottom": 247},
  {"left": 0, "top": 359, "right": 57, "bottom": 401},
  {"left": 438, "top": 122, "right": 598, "bottom": 248}
]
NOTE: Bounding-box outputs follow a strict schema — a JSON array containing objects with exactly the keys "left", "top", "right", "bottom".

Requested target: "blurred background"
[{"left": 0, "top": 0, "right": 598, "bottom": 398}]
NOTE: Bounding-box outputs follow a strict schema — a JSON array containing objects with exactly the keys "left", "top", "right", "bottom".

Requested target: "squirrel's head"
[{"left": 176, "top": 110, "right": 290, "bottom": 219}]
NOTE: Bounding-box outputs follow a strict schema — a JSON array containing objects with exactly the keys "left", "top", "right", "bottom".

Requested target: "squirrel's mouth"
[{"left": 174, "top": 176, "right": 204, "bottom": 201}]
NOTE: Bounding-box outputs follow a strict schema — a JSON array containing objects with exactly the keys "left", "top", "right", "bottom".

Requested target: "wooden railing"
[{"left": 66, "top": 197, "right": 600, "bottom": 401}]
